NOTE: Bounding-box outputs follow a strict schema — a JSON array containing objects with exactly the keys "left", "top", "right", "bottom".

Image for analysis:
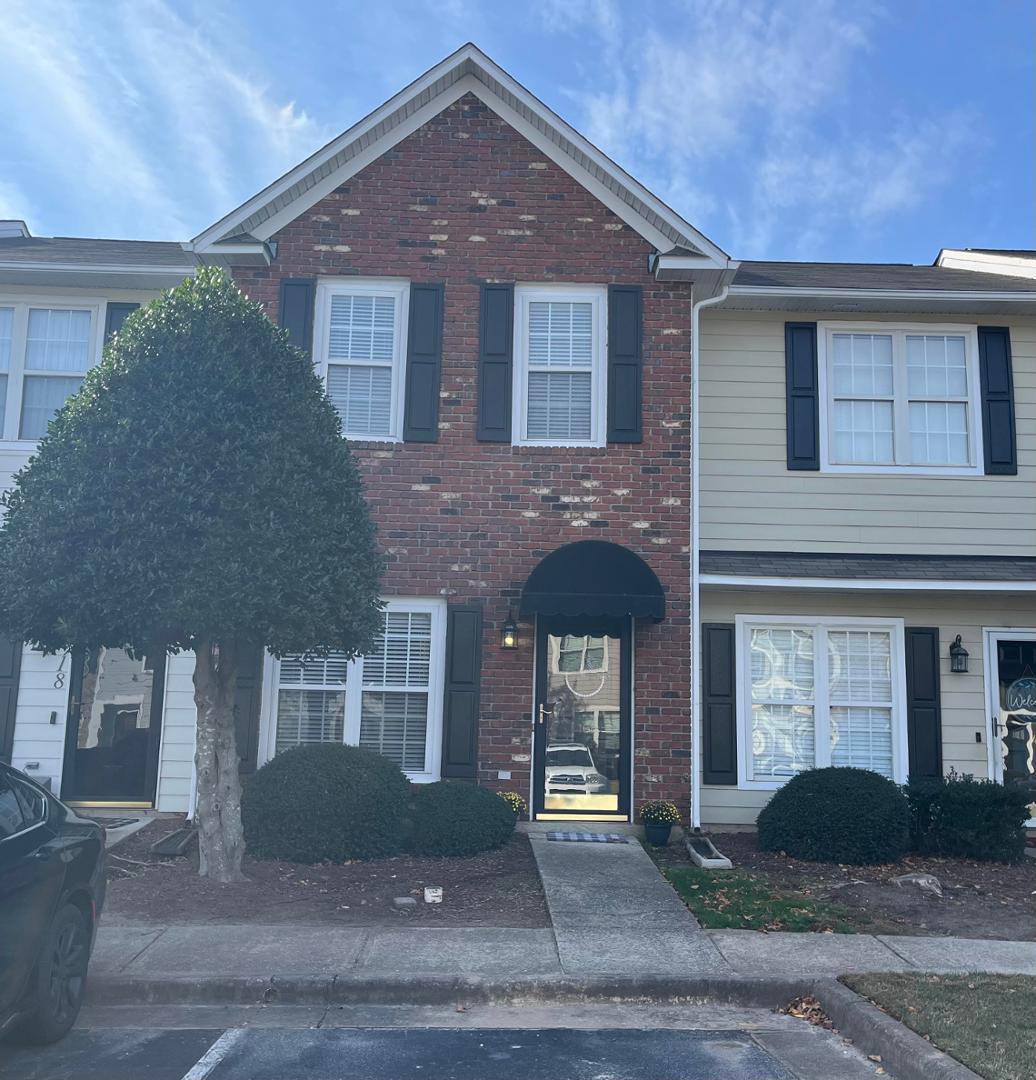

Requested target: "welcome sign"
[{"left": 1006, "top": 677, "right": 1036, "bottom": 714}]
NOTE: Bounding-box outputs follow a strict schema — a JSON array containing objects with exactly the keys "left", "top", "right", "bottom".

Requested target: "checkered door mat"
[{"left": 545, "top": 831, "right": 630, "bottom": 843}]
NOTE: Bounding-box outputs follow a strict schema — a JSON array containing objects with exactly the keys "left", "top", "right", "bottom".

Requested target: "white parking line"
[{"left": 179, "top": 1028, "right": 246, "bottom": 1080}]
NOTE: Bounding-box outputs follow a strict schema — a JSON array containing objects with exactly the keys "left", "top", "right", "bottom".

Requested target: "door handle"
[{"left": 537, "top": 703, "right": 554, "bottom": 725}]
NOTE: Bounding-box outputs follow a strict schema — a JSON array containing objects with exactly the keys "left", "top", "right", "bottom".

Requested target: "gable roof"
[
  {"left": 189, "top": 43, "right": 729, "bottom": 266},
  {"left": 732, "top": 260, "right": 1036, "bottom": 292}
]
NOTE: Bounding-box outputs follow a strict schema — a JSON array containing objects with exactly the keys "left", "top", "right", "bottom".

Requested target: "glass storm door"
[
  {"left": 61, "top": 647, "right": 165, "bottom": 806},
  {"left": 994, "top": 637, "right": 1036, "bottom": 825},
  {"left": 533, "top": 617, "right": 631, "bottom": 819}
]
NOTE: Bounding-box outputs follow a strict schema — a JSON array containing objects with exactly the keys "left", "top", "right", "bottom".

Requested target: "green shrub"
[
  {"left": 757, "top": 767, "right": 910, "bottom": 865},
  {"left": 907, "top": 775, "right": 1030, "bottom": 862},
  {"left": 408, "top": 781, "right": 516, "bottom": 856},
  {"left": 242, "top": 743, "right": 411, "bottom": 863}
]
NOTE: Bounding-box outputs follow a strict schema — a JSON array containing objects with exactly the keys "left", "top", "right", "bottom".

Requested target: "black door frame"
[
  {"left": 532, "top": 615, "right": 633, "bottom": 820},
  {"left": 60, "top": 647, "right": 167, "bottom": 807}
]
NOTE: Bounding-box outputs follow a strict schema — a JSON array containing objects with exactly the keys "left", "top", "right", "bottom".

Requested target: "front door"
[
  {"left": 532, "top": 617, "right": 631, "bottom": 820},
  {"left": 61, "top": 647, "right": 166, "bottom": 806},
  {"left": 990, "top": 633, "right": 1036, "bottom": 826}
]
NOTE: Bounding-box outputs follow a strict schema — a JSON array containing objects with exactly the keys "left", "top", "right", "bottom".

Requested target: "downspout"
[{"left": 690, "top": 283, "right": 731, "bottom": 831}]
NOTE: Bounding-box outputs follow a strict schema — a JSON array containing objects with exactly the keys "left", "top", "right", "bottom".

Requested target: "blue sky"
[{"left": 1, "top": 1, "right": 1031, "bottom": 262}]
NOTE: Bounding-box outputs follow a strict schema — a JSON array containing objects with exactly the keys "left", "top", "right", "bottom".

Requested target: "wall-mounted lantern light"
[
  {"left": 949, "top": 634, "right": 969, "bottom": 674},
  {"left": 501, "top": 611, "right": 518, "bottom": 650}
]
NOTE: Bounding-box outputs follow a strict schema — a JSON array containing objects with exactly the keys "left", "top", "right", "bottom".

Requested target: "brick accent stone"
[{"left": 232, "top": 93, "right": 694, "bottom": 817}]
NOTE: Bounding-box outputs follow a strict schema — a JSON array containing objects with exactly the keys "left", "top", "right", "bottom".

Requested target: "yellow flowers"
[{"left": 497, "top": 791, "right": 528, "bottom": 819}]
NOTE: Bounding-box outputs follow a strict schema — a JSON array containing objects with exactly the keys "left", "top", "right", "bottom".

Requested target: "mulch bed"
[
  {"left": 105, "top": 817, "right": 549, "bottom": 928},
  {"left": 655, "top": 831, "right": 1036, "bottom": 939}
]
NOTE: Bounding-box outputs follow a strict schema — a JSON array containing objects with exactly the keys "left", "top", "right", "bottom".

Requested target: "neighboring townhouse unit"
[{"left": 0, "top": 45, "right": 1032, "bottom": 830}]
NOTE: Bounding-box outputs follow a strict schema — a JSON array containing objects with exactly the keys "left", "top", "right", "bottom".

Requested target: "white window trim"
[
  {"left": 312, "top": 277, "right": 410, "bottom": 443},
  {"left": 512, "top": 283, "right": 607, "bottom": 448},
  {"left": 734, "top": 614, "right": 909, "bottom": 790},
  {"left": 0, "top": 294, "right": 106, "bottom": 448},
  {"left": 259, "top": 597, "right": 447, "bottom": 783},
  {"left": 817, "top": 321, "right": 984, "bottom": 477}
]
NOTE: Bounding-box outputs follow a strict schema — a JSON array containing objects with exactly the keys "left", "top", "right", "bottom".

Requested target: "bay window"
[
  {"left": 269, "top": 599, "right": 445, "bottom": 781},
  {"left": 513, "top": 285, "right": 606, "bottom": 446},
  {"left": 821, "top": 324, "right": 982, "bottom": 474},
  {"left": 737, "top": 615, "right": 906, "bottom": 788},
  {"left": 0, "top": 300, "right": 101, "bottom": 441}
]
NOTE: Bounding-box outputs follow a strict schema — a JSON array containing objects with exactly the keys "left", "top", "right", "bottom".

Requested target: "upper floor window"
[
  {"left": 820, "top": 325, "right": 982, "bottom": 475},
  {"left": 0, "top": 301, "right": 101, "bottom": 441},
  {"left": 314, "top": 279, "right": 410, "bottom": 441},
  {"left": 513, "top": 285, "right": 606, "bottom": 447}
]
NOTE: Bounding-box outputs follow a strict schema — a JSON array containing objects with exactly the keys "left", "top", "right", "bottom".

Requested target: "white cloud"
[{"left": 0, "top": 0, "right": 325, "bottom": 238}]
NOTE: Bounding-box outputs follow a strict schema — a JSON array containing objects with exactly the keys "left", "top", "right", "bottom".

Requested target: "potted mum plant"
[
  {"left": 497, "top": 791, "right": 528, "bottom": 820},
  {"left": 640, "top": 800, "right": 680, "bottom": 846}
]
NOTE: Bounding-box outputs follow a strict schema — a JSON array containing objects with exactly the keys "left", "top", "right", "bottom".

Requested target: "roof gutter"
[{"left": 726, "top": 285, "right": 1036, "bottom": 302}]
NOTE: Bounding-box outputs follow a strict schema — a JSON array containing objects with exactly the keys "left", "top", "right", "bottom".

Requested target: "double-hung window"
[
  {"left": 513, "top": 285, "right": 606, "bottom": 446},
  {"left": 821, "top": 324, "right": 982, "bottom": 474},
  {"left": 0, "top": 300, "right": 101, "bottom": 441},
  {"left": 314, "top": 279, "right": 409, "bottom": 441},
  {"left": 269, "top": 599, "right": 446, "bottom": 781},
  {"left": 736, "top": 615, "right": 906, "bottom": 788}
]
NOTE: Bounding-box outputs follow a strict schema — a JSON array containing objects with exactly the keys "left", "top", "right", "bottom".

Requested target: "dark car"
[{"left": 0, "top": 762, "right": 106, "bottom": 1044}]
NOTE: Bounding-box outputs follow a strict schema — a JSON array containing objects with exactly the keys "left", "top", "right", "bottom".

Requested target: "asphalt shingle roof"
[
  {"left": 0, "top": 236, "right": 196, "bottom": 268},
  {"left": 700, "top": 550, "right": 1036, "bottom": 583},
  {"left": 732, "top": 261, "right": 1036, "bottom": 293}
]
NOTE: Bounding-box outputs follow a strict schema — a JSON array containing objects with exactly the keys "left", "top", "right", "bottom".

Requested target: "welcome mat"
[{"left": 545, "top": 831, "right": 630, "bottom": 843}]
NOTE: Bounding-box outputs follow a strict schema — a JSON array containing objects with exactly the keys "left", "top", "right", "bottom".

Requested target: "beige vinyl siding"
[
  {"left": 155, "top": 651, "right": 198, "bottom": 812},
  {"left": 700, "top": 311, "right": 1036, "bottom": 555},
  {"left": 10, "top": 647, "right": 72, "bottom": 793},
  {"left": 699, "top": 587, "right": 1036, "bottom": 827}
]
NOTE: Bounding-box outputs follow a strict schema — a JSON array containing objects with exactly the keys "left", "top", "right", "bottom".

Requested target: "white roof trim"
[
  {"left": 701, "top": 573, "right": 1036, "bottom": 592},
  {"left": 0, "top": 261, "right": 196, "bottom": 276},
  {"left": 936, "top": 248, "right": 1036, "bottom": 280},
  {"left": 726, "top": 285, "right": 1036, "bottom": 302},
  {"left": 189, "top": 43, "right": 729, "bottom": 265}
]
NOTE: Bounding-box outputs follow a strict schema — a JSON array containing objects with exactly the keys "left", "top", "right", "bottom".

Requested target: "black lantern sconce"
[
  {"left": 949, "top": 634, "right": 969, "bottom": 674},
  {"left": 501, "top": 610, "right": 518, "bottom": 650}
]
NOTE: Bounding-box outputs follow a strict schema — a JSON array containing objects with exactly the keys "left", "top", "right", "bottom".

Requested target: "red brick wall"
[{"left": 232, "top": 94, "right": 694, "bottom": 816}]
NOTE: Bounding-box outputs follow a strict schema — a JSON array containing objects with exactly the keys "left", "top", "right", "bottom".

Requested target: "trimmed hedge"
[
  {"left": 407, "top": 781, "right": 516, "bottom": 857},
  {"left": 242, "top": 743, "right": 411, "bottom": 863},
  {"left": 757, "top": 767, "right": 910, "bottom": 865},
  {"left": 907, "top": 775, "right": 1031, "bottom": 862}
]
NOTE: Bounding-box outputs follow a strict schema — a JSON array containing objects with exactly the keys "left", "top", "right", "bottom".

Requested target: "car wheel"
[{"left": 8, "top": 903, "right": 90, "bottom": 1045}]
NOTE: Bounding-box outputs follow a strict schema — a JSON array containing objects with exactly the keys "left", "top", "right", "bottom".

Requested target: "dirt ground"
[
  {"left": 657, "top": 831, "right": 1036, "bottom": 939},
  {"left": 105, "top": 817, "right": 550, "bottom": 928}
]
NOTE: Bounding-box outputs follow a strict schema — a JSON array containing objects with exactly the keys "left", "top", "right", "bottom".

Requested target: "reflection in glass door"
[
  {"left": 534, "top": 618, "right": 630, "bottom": 818},
  {"left": 995, "top": 637, "right": 1036, "bottom": 824},
  {"left": 61, "top": 647, "right": 165, "bottom": 806}
]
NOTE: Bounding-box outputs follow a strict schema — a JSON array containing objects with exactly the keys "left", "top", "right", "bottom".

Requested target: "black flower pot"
[{"left": 643, "top": 822, "right": 673, "bottom": 847}]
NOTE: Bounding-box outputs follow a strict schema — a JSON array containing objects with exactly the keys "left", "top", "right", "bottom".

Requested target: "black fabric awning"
[{"left": 519, "top": 541, "right": 665, "bottom": 622}]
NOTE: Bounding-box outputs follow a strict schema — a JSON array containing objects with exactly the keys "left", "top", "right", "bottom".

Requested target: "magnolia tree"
[{"left": 0, "top": 268, "right": 383, "bottom": 882}]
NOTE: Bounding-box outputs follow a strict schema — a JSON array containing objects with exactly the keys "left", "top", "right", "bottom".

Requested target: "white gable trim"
[{"left": 189, "top": 44, "right": 728, "bottom": 266}]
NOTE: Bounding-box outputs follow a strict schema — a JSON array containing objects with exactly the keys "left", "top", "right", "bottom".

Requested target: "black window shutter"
[
  {"left": 0, "top": 636, "right": 23, "bottom": 765},
  {"left": 104, "top": 302, "right": 139, "bottom": 340},
  {"left": 785, "top": 322, "right": 820, "bottom": 470},
  {"left": 441, "top": 605, "right": 483, "bottom": 779},
  {"left": 476, "top": 284, "right": 514, "bottom": 442},
  {"left": 607, "top": 284, "right": 643, "bottom": 443},
  {"left": 234, "top": 647, "right": 264, "bottom": 776},
  {"left": 279, "top": 279, "right": 316, "bottom": 352},
  {"left": 905, "top": 627, "right": 942, "bottom": 781},
  {"left": 977, "top": 326, "right": 1017, "bottom": 475},
  {"left": 702, "top": 623, "right": 737, "bottom": 785},
  {"left": 402, "top": 283, "right": 444, "bottom": 442}
]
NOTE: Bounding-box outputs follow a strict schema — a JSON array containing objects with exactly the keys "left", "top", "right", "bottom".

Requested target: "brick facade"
[{"left": 233, "top": 94, "right": 695, "bottom": 815}]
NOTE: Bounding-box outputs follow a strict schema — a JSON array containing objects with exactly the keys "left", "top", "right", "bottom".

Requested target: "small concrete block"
[
  {"left": 393, "top": 896, "right": 418, "bottom": 909},
  {"left": 686, "top": 835, "right": 733, "bottom": 870},
  {"left": 423, "top": 887, "right": 443, "bottom": 904}
]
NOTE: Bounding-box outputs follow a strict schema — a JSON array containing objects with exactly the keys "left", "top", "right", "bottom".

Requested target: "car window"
[
  {"left": 0, "top": 777, "right": 25, "bottom": 838},
  {"left": 12, "top": 777, "right": 47, "bottom": 827}
]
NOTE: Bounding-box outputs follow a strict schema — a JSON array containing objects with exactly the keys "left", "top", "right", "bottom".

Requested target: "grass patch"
[
  {"left": 845, "top": 974, "right": 1036, "bottom": 1080},
  {"left": 661, "top": 863, "right": 863, "bottom": 932}
]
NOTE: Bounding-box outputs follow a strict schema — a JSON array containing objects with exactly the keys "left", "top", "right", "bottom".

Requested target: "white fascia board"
[
  {"left": 936, "top": 249, "right": 1036, "bottom": 279},
  {"left": 700, "top": 574, "right": 1036, "bottom": 592},
  {"left": 726, "top": 285, "right": 1036, "bottom": 303},
  {"left": 190, "top": 42, "right": 730, "bottom": 263},
  {"left": 0, "top": 261, "right": 196, "bottom": 276}
]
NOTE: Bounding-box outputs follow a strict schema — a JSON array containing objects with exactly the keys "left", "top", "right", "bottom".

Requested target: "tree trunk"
[{"left": 192, "top": 636, "right": 247, "bottom": 882}]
